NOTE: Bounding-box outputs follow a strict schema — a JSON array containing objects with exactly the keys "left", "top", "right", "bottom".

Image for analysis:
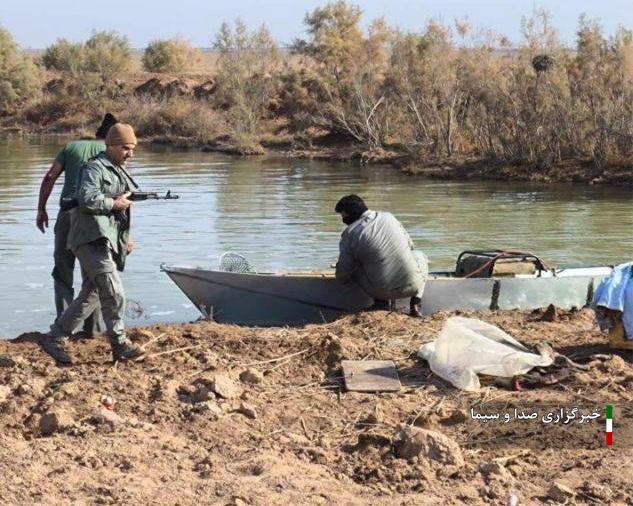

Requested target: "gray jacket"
[
  {"left": 67, "top": 152, "right": 134, "bottom": 270},
  {"left": 336, "top": 210, "right": 426, "bottom": 300}
]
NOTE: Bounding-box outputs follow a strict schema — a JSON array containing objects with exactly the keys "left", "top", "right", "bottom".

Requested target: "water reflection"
[{"left": 0, "top": 136, "right": 631, "bottom": 337}]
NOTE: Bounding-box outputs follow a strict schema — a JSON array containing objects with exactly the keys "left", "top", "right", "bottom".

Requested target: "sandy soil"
[{"left": 1, "top": 308, "right": 631, "bottom": 505}]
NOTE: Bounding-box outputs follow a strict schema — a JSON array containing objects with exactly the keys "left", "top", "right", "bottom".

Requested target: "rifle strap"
[{"left": 118, "top": 164, "right": 140, "bottom": 191}]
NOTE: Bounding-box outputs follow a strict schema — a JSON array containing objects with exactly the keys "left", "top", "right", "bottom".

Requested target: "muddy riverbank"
[
  {"left": 1, "top": 308, "right": 631, "bottom": 505},
  {"left": 5, "top": 126, "right": 631, "bottom": 186}
]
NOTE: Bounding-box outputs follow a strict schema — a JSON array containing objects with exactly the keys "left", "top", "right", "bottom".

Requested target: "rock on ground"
[
  {"left": 237, "top": 402, "right": 257, "bottom": 419},
  {"left": 39, "top": 409, "right": 75, "bottom": 436},
  {"left": 239, "top": 368, "right": 264, "bottom": 385},
  {"left": 88, "top": 408, "right": 124, "bottom": 430},
  {"left": 394, "top": 427, "right": 464, "bottom": 467},
  {"left": 548, "top": 482, "right": 575, "bottom": 502},
  {"left": 209, "top": 374, "right": 242, "bottom": 399},
  {"left": 0, "top": 385, "right": 11, "bottom": 403}
]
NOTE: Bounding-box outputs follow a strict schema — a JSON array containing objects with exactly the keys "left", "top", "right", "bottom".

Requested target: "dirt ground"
[{"left": 0, "top": 307, "right": 631, "bottom": 505}]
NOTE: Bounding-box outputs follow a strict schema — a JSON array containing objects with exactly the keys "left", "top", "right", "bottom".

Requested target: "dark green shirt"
[{"left": 55, "top": 139, "right": 105, "bottom": 200}]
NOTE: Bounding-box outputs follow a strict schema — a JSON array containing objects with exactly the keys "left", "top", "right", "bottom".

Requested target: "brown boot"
[{"left": 609, "top": 322, "right": 633, "bottom": 351}]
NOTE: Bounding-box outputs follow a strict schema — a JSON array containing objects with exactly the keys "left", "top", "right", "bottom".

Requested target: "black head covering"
[
  {"left": 335, "top": 194, "right": 368, "bottom": 224},
  {"left": 95, "top": 113, "right": 118, "bottom": 139}
]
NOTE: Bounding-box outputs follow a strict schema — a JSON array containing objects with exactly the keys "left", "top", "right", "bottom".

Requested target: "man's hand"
[
  {"left": 37, "top": 161, "right": 63, "bottom": 233},
  {"left": 112, "top": 192, "right": 133, "bottom": 212},
  {"left": 127, "top": 237, "right": 134, "bottom": 255},
  {"left": 36, "top": 209, "right": 49, "bottom": 233}
]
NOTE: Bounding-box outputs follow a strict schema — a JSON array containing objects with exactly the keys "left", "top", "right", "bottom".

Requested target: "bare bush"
[
  {"left": 212, "top": 19, "right": 281, "bottom": 144},
  {"left": 289, "top": 1, "right": 393, "bottom": 151},
  {"left": 388, "top": 21, "right": 468, "bottom": 157},
  {"left": 22, "top": 72, "right": 124, "bottom": 128},
  {"left": 128, "top": 97, "right": 227, "bottom": 143}
]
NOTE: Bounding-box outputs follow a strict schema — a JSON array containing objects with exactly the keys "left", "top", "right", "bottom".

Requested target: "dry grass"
[
  {"left": 123, "top": 97, "right": 227, "bottom": 143},
  {"left": 3, "top": 4, "right": 632, "bottom": 179}
]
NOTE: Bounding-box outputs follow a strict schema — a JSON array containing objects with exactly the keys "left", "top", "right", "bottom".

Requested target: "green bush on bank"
[
  {"left": 41, "top": 31, "right": 132, "bottom": 75},
  {"left": 143, "top": 38, "right": 201, "bottom": 73},
  {"left": 83, "top": 31, "right": 133, "bottom": 74},
  {"left": 0, "top": 27, "right": 41, "bottom": 116},
  {"left": 41, "top": 38, "right": 84, "bottom": 72}
]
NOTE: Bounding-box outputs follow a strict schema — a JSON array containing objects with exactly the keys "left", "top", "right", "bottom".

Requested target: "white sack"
[{"left": 418, "top": 316, "right": 553, "bottom": 391}]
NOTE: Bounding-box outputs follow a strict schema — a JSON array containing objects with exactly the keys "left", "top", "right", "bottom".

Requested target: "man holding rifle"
[
  {"left": 36, "top": 113, "right": 118, "bottom": 337},
  {"left": 43, "top": 123, "right": 145, "bottom": 364}
]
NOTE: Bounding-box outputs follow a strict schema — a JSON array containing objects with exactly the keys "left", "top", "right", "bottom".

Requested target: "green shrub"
[
  {"left": 142, "top": 38, "right": 201, "bottom": 73},
  {"left": 0, "top": 27, "right": 41, "bottom": 116},
  {"left": 41, "top": 31, "right": 132, "bottom": 76},
  {"left": 83, "top": 30, "right": 132, "bottom": 75},
  {"left": 41, "top": 38, "right": 85, "bottom": 72}
]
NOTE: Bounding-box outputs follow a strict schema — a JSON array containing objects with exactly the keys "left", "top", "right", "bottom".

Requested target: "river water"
[{"left": 1, "top": 136, "right": 631, "bottom": 337}]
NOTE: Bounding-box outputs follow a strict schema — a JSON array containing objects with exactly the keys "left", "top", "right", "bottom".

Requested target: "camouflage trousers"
[{"left": 51, "top": 239, "right": 126, "bottom": 345}]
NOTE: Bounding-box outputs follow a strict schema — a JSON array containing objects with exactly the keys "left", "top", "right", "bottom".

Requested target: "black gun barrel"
[
  {"left": 129, "top": 191, "right": 179, "bottom": 200},
  {"left": 60, "top": 191, "right": 179, "bottom": 210}
]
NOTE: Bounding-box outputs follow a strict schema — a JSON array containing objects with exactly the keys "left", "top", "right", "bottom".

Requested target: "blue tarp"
[{"left": 593, "top": 262, "right": 633, "bottom": 339}]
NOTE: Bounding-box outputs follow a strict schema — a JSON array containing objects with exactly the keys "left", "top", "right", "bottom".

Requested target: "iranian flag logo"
[{"left": 606, "top": 405, "right": 613, "bottom": 447}]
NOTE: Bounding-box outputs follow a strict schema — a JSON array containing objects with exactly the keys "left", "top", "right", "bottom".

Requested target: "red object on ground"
[{"left": 101, "top": 395, "right": 115, "bottom": 410}]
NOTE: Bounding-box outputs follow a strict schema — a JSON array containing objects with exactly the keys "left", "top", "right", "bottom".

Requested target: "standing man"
[
  {"left": 334, "top": 194, "right": 428, "bottom": 317},
  {"left": 42, "top": 123, "right": 144, "bottom": 364},
  {"left": 37, "top": 113, "right": 118, "bottom": 336}
]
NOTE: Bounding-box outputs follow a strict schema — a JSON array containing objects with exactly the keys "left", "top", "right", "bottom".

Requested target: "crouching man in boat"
[
  {"left": 334, "top": 194, "right": 428, "bottom": 317},
  {"left": 42, "top": 124, "right": 145, "bottom": 364}
]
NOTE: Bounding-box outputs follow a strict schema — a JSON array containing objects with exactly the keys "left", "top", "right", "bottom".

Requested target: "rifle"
[
  {"left": 126, "top": 190, "right": 180, "bottom": 201},
  {"left": 60, "top": 191, "right": 180, "bottom": 211}
]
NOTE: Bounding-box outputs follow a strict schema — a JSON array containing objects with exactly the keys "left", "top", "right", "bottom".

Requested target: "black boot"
[
  {"left": 111, "top": 337, "right": 145, "bottom": 362},
  {"left": 41, "top": 337, "right": 72, "bottom": 365},
  {"left": 409, "top": 296, "right": 422, "bottom": 317},
  {"left": 368, "top": 299, "right": 390, "bottom": 311}
]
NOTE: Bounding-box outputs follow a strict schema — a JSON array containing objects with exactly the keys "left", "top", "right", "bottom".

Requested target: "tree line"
[{"left": 1, "top": 1, "right": 631, "bottom": 173}]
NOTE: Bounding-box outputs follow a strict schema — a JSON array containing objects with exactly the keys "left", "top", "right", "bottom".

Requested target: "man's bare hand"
[
  {"left": 36, "top": 209, "right": 49, "bottom": 233},
  {"left": 112, "top": 192, "right": 133, "bottom": 212},
  {"left": 127, "top": 237, "right": 134, "bottom": 255}
]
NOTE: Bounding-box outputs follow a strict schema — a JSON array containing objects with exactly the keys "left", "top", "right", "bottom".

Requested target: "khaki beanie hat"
[{"left": 105, "top": 123, "right": 137, "bottom": 146}]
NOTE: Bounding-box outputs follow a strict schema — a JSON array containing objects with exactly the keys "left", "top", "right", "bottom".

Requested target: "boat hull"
[{"left": 162, "top": 265, "right": 611, "bottom": 326}]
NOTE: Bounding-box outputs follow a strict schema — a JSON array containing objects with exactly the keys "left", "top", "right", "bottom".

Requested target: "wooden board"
[{"left": 342, "top": 360, "right": 401, "bottom": 392}]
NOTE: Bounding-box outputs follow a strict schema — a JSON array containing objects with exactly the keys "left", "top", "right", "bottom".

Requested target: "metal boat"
[{"left": 161, "top": 257, "right": 612, "bottom": 325}]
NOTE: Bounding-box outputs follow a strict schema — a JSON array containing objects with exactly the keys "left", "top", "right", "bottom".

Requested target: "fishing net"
[
  {"left": 125, "top": 299, "right": 146, "bottom": 319},
  {"left": 218, "top": 252, "right": 254, "bottom": 273}
]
